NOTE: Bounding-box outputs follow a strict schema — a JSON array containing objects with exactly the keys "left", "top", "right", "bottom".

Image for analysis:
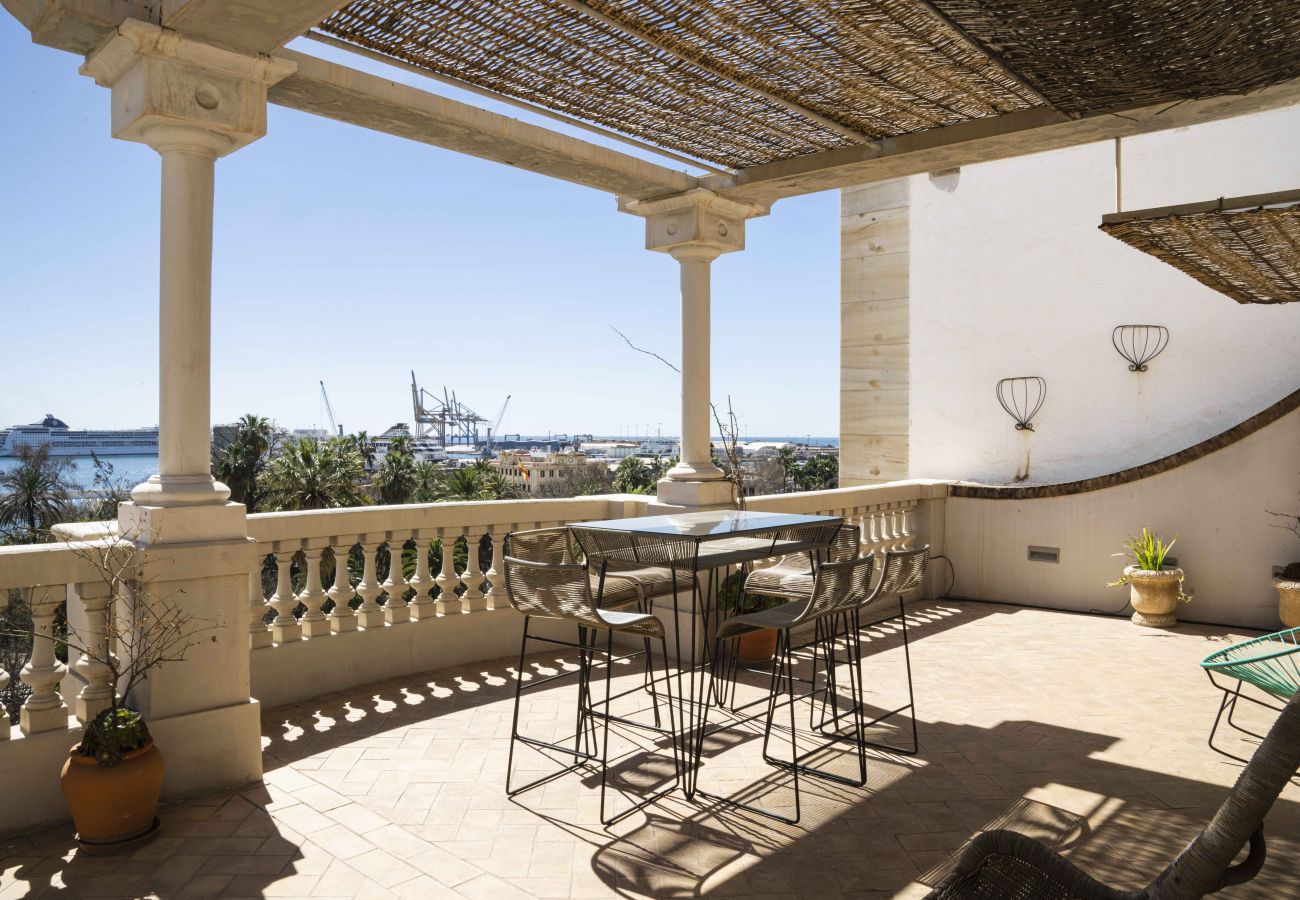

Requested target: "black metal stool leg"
[
  {"left": 506, "top": 618, "right": 599, "bottom": 799},
  {"left": 599, "top": 629, "right": 684, "bottom": 826}
]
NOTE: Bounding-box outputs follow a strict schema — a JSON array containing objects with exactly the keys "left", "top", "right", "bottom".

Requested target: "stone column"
[
  {"left": 80, "top": 20, "right": 292, "bottom": 509},
  {"left": 78, "top": 20, "right": 294, "bottom": 800},
  {"left": 619, "top": 190, "right": 767, "bottom": 508}
]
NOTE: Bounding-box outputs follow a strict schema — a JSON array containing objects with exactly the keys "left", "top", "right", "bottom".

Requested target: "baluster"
[
  {"left": 383, "top": 535, "right": 410, "bottom": 625},
  {"left": 355, "top": 541, "right": 384, "bottom": 628},
  {"left": 270, "top": 550, "right": 302, "bottom": 644},
  {"left": 298, "top": 546, "right": 330, "bottom": 638},
  {"left": 0, "top": 665, "right": 8, "bottom": 739},
  {"left": 435, "top": 531, "right": 462, "bottom": 615},
  {"left": 890, "top": 506, "right": 905, "bottom": 550},
  {"left": 72, "top": 580, "right": 115, "bottom": 725},
  {"left": 249, "top": 562, "right": 272, "bottom": 649},
  {"left": 847, "top": 513, "right": 863, "bottom": 557},
  {"left": 484, "top": 529, "right": 507, "bottom": 610},
  {"left": 874, "top": 509, "right": 890, "bottom": 555},
  {"left": 408, "top": 533, "right": 436, "bottom": 621},
  {"left": 460, "top": 530, "right": 486, "bottom": 612},
  {"left": 20, "top": 585, "right": 69, "bottom": 734},
  {"left": 327, "top": 541, "right": 358, "bottom": 633},
  {"left": 899, "top": 505, "right": 914, "bottom": 549}
]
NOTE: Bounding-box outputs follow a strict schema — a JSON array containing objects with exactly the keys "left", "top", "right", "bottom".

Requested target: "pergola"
[
  {"left": 4, "top": 0, "right": 1300, "bottom": 844},
  {"left": 8, "top": 0, "right": 1299, "bottom": 511}
]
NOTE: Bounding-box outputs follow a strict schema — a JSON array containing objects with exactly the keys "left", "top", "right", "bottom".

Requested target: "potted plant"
[
  {"left": 1109, "top": 528, "right": 1191, "bottom": 628},
  {"left": 5, "top": 536, "right": 215, "bottom": 851},
  {"left": 1268, "top": 500, "right": 1300, "bottom": 628},
  {"left": 718, "top": 572, "right": 780, "bottom": 663}
]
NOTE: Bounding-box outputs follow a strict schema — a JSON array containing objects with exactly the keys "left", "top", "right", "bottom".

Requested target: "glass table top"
[{"left": 574, "top": 509, "right": 840, "bottom": 539}]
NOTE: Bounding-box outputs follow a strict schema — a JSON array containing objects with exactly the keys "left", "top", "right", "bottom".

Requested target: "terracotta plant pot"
[
  {"left": 1126, "top": 566, "right": 1185, "bottom": 628},
  {"left": 61, "top": 740, "right": 164, "bottom": 848},
  {"left": 1276, "top": 580, "right": 1300, "bottom": 629},
  {"left": 736, "top": 628, "right": 778, "bottom": 664}
]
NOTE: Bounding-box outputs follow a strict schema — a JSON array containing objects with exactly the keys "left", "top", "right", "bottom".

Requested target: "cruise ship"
[
  {"left": 371, "top": 423, "right": 447, "bottom": 467},
  {"left": 1, "top": 415, "right": 160, "bottom": 457}
]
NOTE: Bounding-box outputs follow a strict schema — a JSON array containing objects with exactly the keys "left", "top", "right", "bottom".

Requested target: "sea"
[
  {"left": 0, "top": 454, "right": 158, "bottom": 494},
  {"left": 0, "top": 438, "right": 839, "bottom": 492}
]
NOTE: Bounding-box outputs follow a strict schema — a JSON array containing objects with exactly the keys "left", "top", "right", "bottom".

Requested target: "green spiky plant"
[{"left": 1108, "top": 527, "right": 1191, "bottom": 603}]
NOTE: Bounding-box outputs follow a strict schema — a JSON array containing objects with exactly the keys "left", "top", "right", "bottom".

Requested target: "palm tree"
[
  {"left": 411, "top": 461, "right": 442, "bottom": 504},
  {"left": 0, "top": 445, "right": 72, "bottom": 541},
  {"left": 482, "top": 469, "right": 524, "bottom": 500},
  {"left": 212, "top": 414, "right": 274, "bottom": 511},
  {"left": 350, "top": 432, "right": 376, "bottom": 470},
  {"left": 614, "top": 456, "right": 654, "bottom": 494},
  {"left": 374, "top": 448, "right": 418, "bottom": 505},
  {"left": 435, "top": 467, "right": 489, "bottom": 502},
  {"left": 262, "top": 437, "right": 367, "bottom": 511},
  {"left": 775, "top": 445, "right": 798, "bottom": 492}
]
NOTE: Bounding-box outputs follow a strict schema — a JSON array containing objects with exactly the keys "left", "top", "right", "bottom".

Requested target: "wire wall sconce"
[
  {"left": 1112, "top": 324, "right": 1169, "bottom": 372},
  {"left": 996, "top": 377, "right": 1046, "bottom": 431}
]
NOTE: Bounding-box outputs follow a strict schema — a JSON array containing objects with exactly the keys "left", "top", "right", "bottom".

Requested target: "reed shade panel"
[
  {"left": 1100, "top": 193, "right": 1300, "bottom": 305},
  {"left": 318, "top": 0, "right": 1041, "bottom": 169},
  {"left": 929, "top": 0, "right": 1300, "bottom": 117}
]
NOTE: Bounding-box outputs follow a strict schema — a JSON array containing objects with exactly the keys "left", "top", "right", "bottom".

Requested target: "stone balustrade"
[
  {"left": 0, "top": 482, "right": 945, "bottom": 835},
  {"left": 0, "top": 542, "right": 121, "bottom": 741}
]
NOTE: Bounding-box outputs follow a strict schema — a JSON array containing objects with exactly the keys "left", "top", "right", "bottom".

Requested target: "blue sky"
[{"left": 0, "top": 18, "right": 840, "bottom": 440}]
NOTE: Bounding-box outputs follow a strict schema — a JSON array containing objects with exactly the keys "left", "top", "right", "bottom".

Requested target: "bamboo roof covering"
[
  {"left": 317, "top": 1, "right": 1300, "bottom": 171},
  {"left": 317, "top": 0, "right": 1044, "bottom": 169},
  {"left": 1101, "top": 191, "right": 1300, "bottom": 305},
  {"left": 930, "top": 1, "right": 1300, "bottom": 117}
]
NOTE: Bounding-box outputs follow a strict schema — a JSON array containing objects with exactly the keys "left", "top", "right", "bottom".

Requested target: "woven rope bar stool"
[
  {"left": 744, "top": 522, "right": 862, "bottom": 601},
  {"left": 835, "top": 545, "right": 930, "bottom": 756},
  {"left": 510, "top": 526, "right": 668, "bottom": 727},
  {"left": 502, "top": 534, "right": 680, "bottom": 826},
  {"left": 702, "top": 554, "right": 877, "bottom": 823}
]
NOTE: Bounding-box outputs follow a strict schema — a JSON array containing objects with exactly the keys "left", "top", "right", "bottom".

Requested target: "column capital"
[
  {"left": 79, "top": 18, "right": 296, "bottom": 156},
  {"left": 619, "top": 189, "right": 768, "bottom": 257}
]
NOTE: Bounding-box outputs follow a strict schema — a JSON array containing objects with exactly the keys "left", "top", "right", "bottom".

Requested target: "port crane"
[
  {"left": 319, "top": 381, "right": 342, "bottom": 436},
  {"left": 410, "top": 371, "right": 493, "bottom": 448},
  {"left": 486, "top": 395, "right": 511, "bottom": 453}
]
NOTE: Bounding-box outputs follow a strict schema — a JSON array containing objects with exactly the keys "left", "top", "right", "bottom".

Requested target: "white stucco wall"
[
  {"left": 945, "top": 405, "right": 1300, "bottom": 631},
  {"left": 908, "top": 105, "right": 1300, "bottom": 485}
]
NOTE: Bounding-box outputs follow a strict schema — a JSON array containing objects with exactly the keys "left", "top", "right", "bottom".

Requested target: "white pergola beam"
[
  {"left": 160, "top": 1, "right": 351, "bottom": 53},
  {"left": 271, "top": 50, "right": 697, "bottom": 200},
  {"left": 1, "top": 0, "right": 151, "bottom": 53},
  {"left": 706, "top": 78, "right": 1300, "bottom": 205}
]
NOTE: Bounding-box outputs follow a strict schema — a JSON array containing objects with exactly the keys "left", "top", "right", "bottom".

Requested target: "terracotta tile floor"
[{"left": 4, "top": 600, "right": 1298, "bottom": 898}]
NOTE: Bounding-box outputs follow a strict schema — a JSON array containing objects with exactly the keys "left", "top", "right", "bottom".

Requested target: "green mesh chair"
[
  {"left": 1199, "top": 627, "right": 1300, "bottom": 766},
  {"left": 924, "top": 692, "right": 1300, "bottom": 899}
]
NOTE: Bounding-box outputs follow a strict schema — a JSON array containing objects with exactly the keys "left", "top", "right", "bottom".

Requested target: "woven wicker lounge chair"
[{"left": 924, "top": 691, "right": 1300, "bottom": 899}]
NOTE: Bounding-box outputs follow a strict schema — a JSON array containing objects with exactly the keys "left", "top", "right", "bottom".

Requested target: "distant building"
[
  {"left": 579, "top": 441, "right": 640, "bottom": 460},
  {"left": 495, "top": 449, "right": 590, "bottom": 496}
]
